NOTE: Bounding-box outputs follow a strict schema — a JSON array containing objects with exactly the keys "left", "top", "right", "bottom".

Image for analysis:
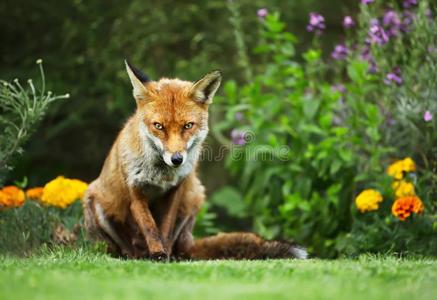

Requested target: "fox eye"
[
  {"left": 153, "top": 122, "right": 163, "bottom": 130},
  {"left": 184, "top": 122, "right": 194, "bottom": 130}
]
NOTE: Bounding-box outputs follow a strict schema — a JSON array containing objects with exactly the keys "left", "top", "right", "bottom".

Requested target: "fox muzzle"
[{"left": 163, "top": 151, "right": 186, "bottom": 168}]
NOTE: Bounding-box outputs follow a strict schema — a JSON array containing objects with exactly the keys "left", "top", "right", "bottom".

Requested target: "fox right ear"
[
  {"left": 125, "top": 60, "right": 150, "bottom": 101},
  {"left": 191, "top": 70, "right": 222, "bottom": 104}
]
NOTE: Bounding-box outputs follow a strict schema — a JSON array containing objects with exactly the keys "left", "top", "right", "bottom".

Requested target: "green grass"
[{"left": 0, "top": 249, "right": 435, "bottom": 300}]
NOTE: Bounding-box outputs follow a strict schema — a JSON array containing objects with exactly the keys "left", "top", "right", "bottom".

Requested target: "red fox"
[{"left": 82, "top": 61, "right": 307, "bottom": 261}]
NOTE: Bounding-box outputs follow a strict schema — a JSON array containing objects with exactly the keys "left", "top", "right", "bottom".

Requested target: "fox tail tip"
[{"left": 290, "top": 246, "right": 308, "bottom": 259}]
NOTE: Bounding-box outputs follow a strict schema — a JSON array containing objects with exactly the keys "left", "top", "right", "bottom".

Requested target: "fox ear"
[
  {"left": 191, "top": 70, "right": 222, "bottom": 104},
  {"left": 125, "top": 60, "right": 150, "bottom": 101}
]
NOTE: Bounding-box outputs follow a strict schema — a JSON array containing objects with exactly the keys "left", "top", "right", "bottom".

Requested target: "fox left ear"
[
  {"left": 125, "top": 60, "right": 151, "bottom": 102},
  {"left": 191, "top": 70, "right": 222, "bottom": 104}
]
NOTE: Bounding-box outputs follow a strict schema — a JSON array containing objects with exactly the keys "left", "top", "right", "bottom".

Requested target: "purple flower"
[
  {"left": 385, "top": 112, "right": 396, "bottom": 127},
  {"left": 384, "top": 68, "right": 403, "bottom": 86},
  {"left": 231, "top": 129, "right": 247, "bottom": 145},
  {"left": 343, "top": 16, "right": 355, "bottom": 28},
  {"left": 361, "top": 0, "right": 374, "bottom": 4},
  {"left": 428, "top": 46, "right": 437, "bottom": 54},
  {"left": 403, "top": 0, "right": 418, "bottom": 9},
  {"left": 368, "top": 60, "right": 378, "bottom": 74},
  {"left": 401, "top": 11, "right": 416, "bottom": 32},
  {"left": 332, "top": 84, "right": 346, "bottom": 94},
  {"left": 360, "top": 44, "right": 371, "bottom": 60},
  {"left": 360, "top": 45, "right": 378, "bottom": 73},
  {"left": 368, "top": 22, "right": 389, "bottom": 45},
  {"left": 235, "top": 112, "right": 243, "bottom": 121},
  {"left": 370, "top": 18, "right": 379, "bottom": 26},
  {"left": 383, "top": 11, "right": 401, "bottom": 26},
  {"left": 425, "top": 8, "right": 433, "bottom": 19},
  {"left": 423, "top": 110, "right": 433, "bottom": 122},
  {"left": 332, "top": 115, "right": 343, "bottom": 126},
  {"left": 257, "top": 8, "right": 268, "bottom": 19},
  {"left": 383, "top": 10, "right": 402, "bottom": 37},
  {"left": 331, "top": 44, "right": 349, "bottom": 60},
  {"left": 307, "top": 12, "right": 325, "bottom": 35}
]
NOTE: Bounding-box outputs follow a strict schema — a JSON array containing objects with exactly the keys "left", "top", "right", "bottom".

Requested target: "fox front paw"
[{"left": 149, "top": 251, "right": 169, "bottom": 262}]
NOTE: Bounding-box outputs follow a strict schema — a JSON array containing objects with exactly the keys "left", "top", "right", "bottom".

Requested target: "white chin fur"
[{"left": 163, "top": 152, "right": 174, "bottom": 167}]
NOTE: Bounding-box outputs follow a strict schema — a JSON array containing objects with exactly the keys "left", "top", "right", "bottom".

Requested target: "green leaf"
[
  {"left": 303, "top": 49, "right": 321, "bottom": 63},
  {"left": 303, "top": 98, "right": 320, "bottom": 120},
  {"left": 223, "top": 80, "right": 237, "bottom": 104},
  {"left": 330, "top": 159, "right": 342, "bottom": 175},
  {"left": 210, "top": 187, "right": 247, "bottom": 218},
  {"left": 265, "top": 14, "right": 285, "bottom": 33},
  {"left": 347, "top": 60, "right": 369, "bottom": 84}
]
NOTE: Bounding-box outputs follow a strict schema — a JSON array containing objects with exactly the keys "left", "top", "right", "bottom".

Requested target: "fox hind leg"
[
  {"left": 83, "top": 194, "right": 133, "bottom": 258},
  {"left": 172, "top": 214, "right": 196, "bottom": 260}
]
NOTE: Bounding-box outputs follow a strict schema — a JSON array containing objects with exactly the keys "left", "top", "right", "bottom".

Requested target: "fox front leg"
[
  {"left": 158, "top": 187, "right": 185, "bottom": 255},
  {"left": 129, "top": 188, "right": 168, "bottom": 261}
]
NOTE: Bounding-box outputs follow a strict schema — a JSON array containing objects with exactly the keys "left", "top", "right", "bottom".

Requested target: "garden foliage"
[
  {"left": 0, "top": 201, "right": 84, "bottom": 255},
  {"left": 0, "top": 177, "right": 88, "bottom": 255},
  {"left": 212, "top": 0, "right": 436, "bottom": 257}
]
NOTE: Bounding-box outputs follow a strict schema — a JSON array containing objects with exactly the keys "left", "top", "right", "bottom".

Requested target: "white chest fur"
[{"left": 121, "top": 137, "right": 199, "bottom": 194}]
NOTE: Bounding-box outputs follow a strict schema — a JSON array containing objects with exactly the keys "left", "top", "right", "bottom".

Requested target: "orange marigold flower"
[
  {"left": 0, "top": 186, "right": 25, "bottom": 208},
  {"left": 0, "top": 190, "right": 11, "bottom": 208},
  {"left": 355, "top": 189, "right": 383, "bottom": 213},
  {"left": 26, "top": 187, "right": 44, "bottom": 200},
  {"left": 392, "top": 196, "right": 424, "bottom": 221},
  {"left": 387, "top": 157, "right": 416, "bottom": 180}
]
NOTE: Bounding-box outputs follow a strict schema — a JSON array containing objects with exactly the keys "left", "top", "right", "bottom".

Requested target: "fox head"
[{"left": 125, "top": 61, "right": 221, "bottom": 168}]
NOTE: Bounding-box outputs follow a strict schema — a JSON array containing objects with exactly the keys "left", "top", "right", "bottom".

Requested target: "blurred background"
[{"left": 0, "top": 0, "right": 356, "bottom": 187}]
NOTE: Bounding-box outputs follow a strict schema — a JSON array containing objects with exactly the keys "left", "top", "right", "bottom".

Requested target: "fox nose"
[{"left": 170, "top": 152, "right": 184, "bottom": 166}]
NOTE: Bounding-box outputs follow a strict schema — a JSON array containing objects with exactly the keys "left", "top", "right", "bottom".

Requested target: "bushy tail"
[{"left": 190, "top": 232, "right": 307, "bottom": 260}]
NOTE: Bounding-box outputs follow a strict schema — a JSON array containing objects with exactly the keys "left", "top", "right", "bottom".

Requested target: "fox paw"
[{"left": 149, "top": 251, "right": 169, "bottom": 262}]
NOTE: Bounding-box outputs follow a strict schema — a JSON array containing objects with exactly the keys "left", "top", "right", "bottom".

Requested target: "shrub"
[
  {"left": 0, "top": 60, "right": 69, "bottom": 184},
  {"left": 0, "top": 201, "right": 85, "bottom": 255}
]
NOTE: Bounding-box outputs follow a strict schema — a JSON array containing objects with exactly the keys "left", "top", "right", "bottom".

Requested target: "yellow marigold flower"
[
  {"left": 387, "top": 157, "right": 416, "bottom": 180},
  {"left": 0, "top": 186, "right": 25, "bottom": 208},
  {"left": 26, "top": 187, "right": 44, "bottom": 200},
  {"left": 355, "top": 189, "right": 383, "bottom": 213},
  {"left": 392, "top": 180, "right": 415, "bottom": 198},
  {"left": 70, "top": 179, "right": 88, "bottom": 197},
  {"left": 40, "top": 176, "right": 88, "bottom": 208},
  {"left": 392, "top": 196, "right": 424, "bottom": 221},
  {"left": 402, "top": 157, "right": 416, "bottom": 172}
]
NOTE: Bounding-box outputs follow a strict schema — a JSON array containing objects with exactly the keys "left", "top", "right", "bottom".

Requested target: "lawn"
[{"left": 0, "top": 250, "right": 435, "bottom": 300}]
